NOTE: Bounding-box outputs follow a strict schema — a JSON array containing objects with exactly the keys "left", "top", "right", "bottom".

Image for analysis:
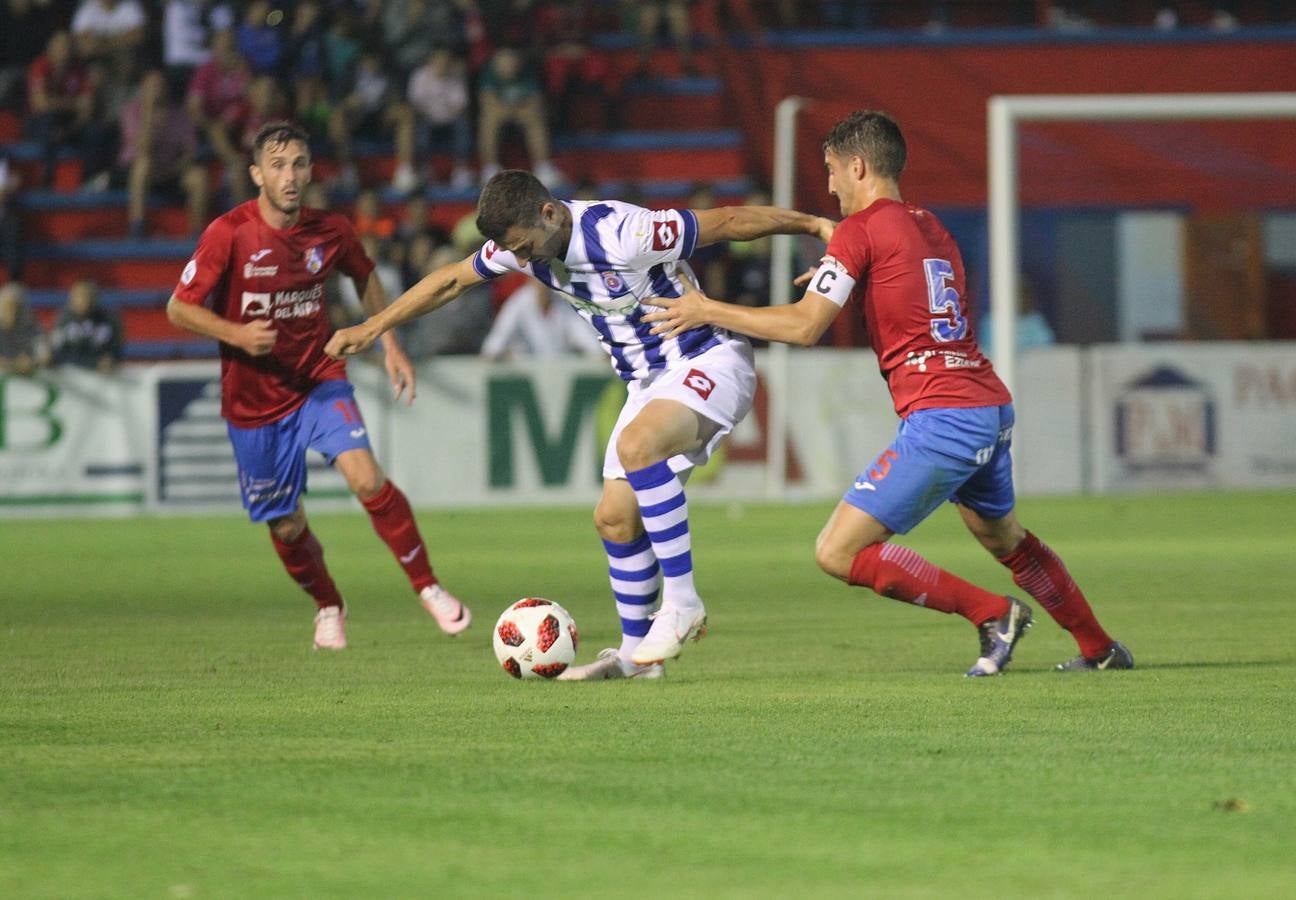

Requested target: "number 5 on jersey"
[{"left": 924, "top": 258, "right": 967, "bottom": 342}]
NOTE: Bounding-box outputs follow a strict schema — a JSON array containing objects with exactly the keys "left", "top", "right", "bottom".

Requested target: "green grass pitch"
[{"left": 2, "top": 491, "right": 1294, "bottom": 898}]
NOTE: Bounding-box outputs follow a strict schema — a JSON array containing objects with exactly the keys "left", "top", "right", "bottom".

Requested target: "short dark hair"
[
  {"left": 252, "top": 120, "right": 311, "bottom": 163},
  {"left": 822, "top": 111, "right": 906, "bottom": 180},
  {"left": 476, "top": 170, "right": 553, "bottom": 242}
]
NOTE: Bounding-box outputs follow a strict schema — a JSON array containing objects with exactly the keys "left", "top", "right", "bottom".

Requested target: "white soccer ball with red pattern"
[{"left": 492, "top": 598, "right": 579, "bottom": 679}]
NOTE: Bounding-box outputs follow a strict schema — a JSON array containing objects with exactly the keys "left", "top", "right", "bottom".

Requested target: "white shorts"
[{"left": 602, "top": 337, "right": 756, "bottom": 480}]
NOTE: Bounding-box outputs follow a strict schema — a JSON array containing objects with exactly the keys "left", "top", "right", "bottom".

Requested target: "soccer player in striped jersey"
[
  {"left": 644, "top": 111, "right": 1132, "bottom": 676},
  {"left": 326, "top": 170, "right": 834, "bottom": 678}
]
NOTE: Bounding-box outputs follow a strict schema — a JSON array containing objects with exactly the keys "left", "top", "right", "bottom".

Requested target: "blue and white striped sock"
[
  {"left": 625, "top": 461, "right": 702, "bottom": 610},
  {"left": 604, "top": 533, "right": 661, "bottom": 662}
]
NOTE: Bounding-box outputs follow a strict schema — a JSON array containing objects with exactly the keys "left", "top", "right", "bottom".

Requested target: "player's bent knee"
[
  {"left": 268, "top": 511, "right": 306, "bottom": 543},
  {"left": 349, "top": 474, "right": 385, "bottom": 502},
  {"left": 813, "top": 533, "right": 853, "bottom": 581},
  {"left": 614, "top": 429, "right": 651, "bottom": 473},
  {"left": 592, "top": 502, "right": 639, "bottom": 544}
]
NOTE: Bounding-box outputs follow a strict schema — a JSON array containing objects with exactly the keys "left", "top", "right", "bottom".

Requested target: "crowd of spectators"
[
  {"left": 0, "top": 1, "right": 1287, "bottom": 371},
  {"left": 0, "top": 278, "right": 124, "bottom": 375}
]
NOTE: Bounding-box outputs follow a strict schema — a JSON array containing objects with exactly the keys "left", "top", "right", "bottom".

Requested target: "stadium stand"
[{"left": 2, "top": 1, "right": 1292, "bottom": 362}]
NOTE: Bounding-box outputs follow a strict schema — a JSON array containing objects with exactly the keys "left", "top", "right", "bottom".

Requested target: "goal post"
[{"left": 987, "top": 91, "right": 1296, "bottom": 398}]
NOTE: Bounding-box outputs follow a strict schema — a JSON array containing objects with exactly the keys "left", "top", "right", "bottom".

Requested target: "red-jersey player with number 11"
[
  {"left": 645, "top": 110, "right": 1131, "bottom": 675},
  {"left": 167, "top": 121, "right": 471, "bottom": 650}
]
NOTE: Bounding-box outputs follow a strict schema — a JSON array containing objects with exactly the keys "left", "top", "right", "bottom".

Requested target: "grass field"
[{"left": 2, "top": 491, "right": 1294, "bottom": 898}]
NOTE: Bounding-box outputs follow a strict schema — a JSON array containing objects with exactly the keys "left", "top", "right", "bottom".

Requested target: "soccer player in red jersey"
[
  {"left": 645, "top": 110, "right": 1132, "bottom": 675},
  {"left": 167, "top": 121, "right": 471, "bottom": 650}
]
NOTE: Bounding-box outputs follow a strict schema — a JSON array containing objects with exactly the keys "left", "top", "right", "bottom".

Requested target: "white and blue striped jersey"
[{"left": 472, "top": 200, "right": 738, "bottom": 382}]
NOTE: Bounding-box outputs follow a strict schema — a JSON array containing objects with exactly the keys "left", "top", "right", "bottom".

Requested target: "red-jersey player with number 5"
[
  {"left": 645, "top": 110, "right": 1131, "bottom": 675},
  {"left": 167, "top": 121, "right": 471, "bottom": 650}
]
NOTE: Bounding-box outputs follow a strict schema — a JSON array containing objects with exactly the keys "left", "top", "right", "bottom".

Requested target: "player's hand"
[
  {"left": 383, "top": 340, "right": 417, "bottom": 405},
  {"left": 237, "top": 319, "right": 277, "bottom": 356},
  {"left": 812, "top": 216, "right": 836, "bottom": 243},
  {"left": 324, "top": 323, "right": 378, "bottom": 359},
  {"left": 792, "top": 264, "right": 819, "bottom": 288},
  {"left": 642, "top": 286, "right": 712, "bottom": 340}
]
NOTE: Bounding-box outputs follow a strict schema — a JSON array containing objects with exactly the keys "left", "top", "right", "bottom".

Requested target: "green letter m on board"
[{"left": 488, "top": 375, "right": 611, "bottom": 488}]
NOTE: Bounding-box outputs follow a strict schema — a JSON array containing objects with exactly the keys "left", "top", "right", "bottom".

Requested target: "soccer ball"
[{"left": 492, "top": 598, "right": 579, "bottom": 679}]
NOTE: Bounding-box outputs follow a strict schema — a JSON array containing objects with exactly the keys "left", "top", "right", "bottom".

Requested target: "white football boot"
[
  {"left": 630, "top": 602, "right": 707, "bottom": 666},
  {"left": 557, "top": 647, "right": 664, "bottom": 681},
  {"left": 420, "top": 584, "right": 473, "bottom": 635},
  {"left": 313, "top": 604, "right": 347, "bottom": 650}
]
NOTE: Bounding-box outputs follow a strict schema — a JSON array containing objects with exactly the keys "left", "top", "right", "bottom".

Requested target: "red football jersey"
[
  {"left": 821, "top": 199, "right": 1010, "bottom": 416},
  {"left": 173, "top": 200, "right": 375, "bottom": 427}
]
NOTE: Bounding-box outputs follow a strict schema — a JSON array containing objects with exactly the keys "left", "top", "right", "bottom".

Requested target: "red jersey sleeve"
[
  {"left": 825, "top": 215, "right": 872, "bottom": 282},
  {"left": 173, "top": 217, "right": 235, "bottom": 306},
  {"left": 331, "top": 214, "right": 376, "bottom": 283}
]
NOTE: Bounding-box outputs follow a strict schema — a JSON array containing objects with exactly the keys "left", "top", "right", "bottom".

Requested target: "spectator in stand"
[
  {"left": 686, "top": 182, "right": 728, "bottom": 298},
  {"left": 117, "top": 70, "right": 208, "bottom": 238},
  {"left": 542, "top": 0, "right": 619, "bottom": 133},
  {"left": 480, "top": 280, "right": 603, "bottom": 361},
  {"left": 285, "top": 0, "right": 329, "bottom": 133},
  {"left": 0, "top": 282, "right": 49, "bottom": 376},
  {"left": 396, "top": 245, "right": 494, "bottom": 359},
  {"left": 25, "top": 30, "right": 116, "bottom": 190},
  {"left": 162, "top": 0, "right": 234, "bottom": 100},
  {"left": 0, "top": 152, "right": 21, "bottom": 278},
  {"left": 327, "top": 52, "right": 418, "bottom": 193},
  {"left": 50, "top": 279, "right": 124, "bottom": 373},
  {"left": 238, "top": 75, "right": 287, "bottom": 155},
  {"left": 235, "top": 0, "right": 284, "bottom": 76},
  {"left": 407, "top": 47, "right": 474, "bottom": 190},
  {"left": 400, "top": 230, "right": 447, "bottom": 288},
  {"left": 71, "top": 0, "right": 146, "bottom": 65},
  {"left": 187, "top": 28, "right": 252, "bottom": 204},
  {"left": 337, "top": 235, "right": 403, "bottom": 322},
  {"left": 477, "top": 46, "right": 563, "bottom": 185},
  {"left": 395, "top": 193, "right": 433, "bottom": 244},
  {"left": 1, "top": 0, "right": 63, "bottom": 109},
  {"left": 724, "top": 186, "right": 776, "bottom": 309},
  {"left": 352, "top": 189, "right": 397, "bottom": 247},
  {"left": 321, "top": 8, "right": 362, "bottom": 97},
  {"left": 630, "top": 0, "right": 696, "bottom": 77},
  {"left": 383, "top": 0, "right": 445, "bottom": 77}
]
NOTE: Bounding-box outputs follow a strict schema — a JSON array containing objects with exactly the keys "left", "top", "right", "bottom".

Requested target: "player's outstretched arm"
[
  {"left": 643, "top": 282, "right": 840, "bottom": 347},
  {"left": 692, "top": 206, "right": 835, "bottom": 246},
  {"left": 167, "top": 297, "right": 277, "bottom": 356},
  {"left": 353, "top": 270, "right": 417, "bottom": 404},
  {"left": 325, "top": 255, "right": 484, "bottom": 359}
]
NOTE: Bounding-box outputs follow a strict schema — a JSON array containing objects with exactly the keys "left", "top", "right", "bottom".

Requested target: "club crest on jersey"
[
  {"left": 601, "top": 270, "right": 627, "bottom": 294},
  {"left": 304, "top": 246, "right": 324, "bottom": 274},
  {"left": 652, "top": 220, "right": 680, "bottom": 251},
  {"left": 684, "top": 368, "right": 715, "bottom": 400}
]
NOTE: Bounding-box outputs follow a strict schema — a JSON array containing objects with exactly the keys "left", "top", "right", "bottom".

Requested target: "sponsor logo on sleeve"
[
  {"left": 652, "top": 219, "right": 680, "bottom": 251},
  {"left": 180, "top": 259, "right": 197, "bottom": 284}
]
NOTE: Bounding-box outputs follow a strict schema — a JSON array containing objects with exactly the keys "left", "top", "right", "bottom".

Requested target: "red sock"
[
  {"left": 848, "top": 543, "right": 1009, "bottom": 626},
  {"left": 361, "top": 481, "right": 436, "bottom": 594},
  {"left": 998, "top": 531, "right": 1112, "bottom": 658},
  {"left": 270, "top": 525, "right": 343, "bottom": 610}
]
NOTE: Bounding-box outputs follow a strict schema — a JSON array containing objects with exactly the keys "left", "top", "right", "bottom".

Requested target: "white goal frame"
[{"left": 988, "top": 92, "right": 1296, "bottom": 397}]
